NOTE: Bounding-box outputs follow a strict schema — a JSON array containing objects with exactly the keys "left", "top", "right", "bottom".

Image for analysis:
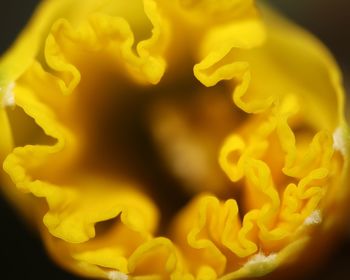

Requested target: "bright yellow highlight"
[{"left": 0, "top": 0, "right": 349, "bottom": 280}]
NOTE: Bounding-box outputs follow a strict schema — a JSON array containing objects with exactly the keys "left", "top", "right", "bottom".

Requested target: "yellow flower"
[{"left": 0, "top": 0, "right": 349, "bottom": 279}]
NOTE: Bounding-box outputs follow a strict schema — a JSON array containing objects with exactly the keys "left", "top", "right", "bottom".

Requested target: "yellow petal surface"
[{"left": 0, "top": 1, "right": 349, "bottom": 280}]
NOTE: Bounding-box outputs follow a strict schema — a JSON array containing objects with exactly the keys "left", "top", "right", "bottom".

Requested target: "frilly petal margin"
[
  {"left": 169, "top": 4, "right": 349, "bottom": 280},
  {"left": 0, "top": 1, "right": 349, "bottom": 280},
  {"left": 0, "top": 0, "right": 70, "bottom": 169},
  {"left": 194, "top": 4, "right": 347, "bottom": 122},
  {"left": 3, "top": 84, "right": 159, "bottom": 243},
  {"left": 193, "top": 18, "right": 265, "bottom": 88},
  {"left": 3, "top": 0, "right": 170, "bottom": 239},
  {"left": 3, "top": 65, "right": 184, "bottom": 279},
  {"left": 0, "top": 0, "right": 172, "bottom": 278},
  {"left": 0, "top": 0, "right": 112, "bottom": 88},
  {"left": 42, "top": 226, "right": 189, "bottom": 279},
  {"left": 44, "top": 0, "right": 169, "bottom": 94}
]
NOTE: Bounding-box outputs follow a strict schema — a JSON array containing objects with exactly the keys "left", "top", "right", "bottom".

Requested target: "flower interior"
[{"left": 1, "top": 0, "right": 348, "bottom": 279}]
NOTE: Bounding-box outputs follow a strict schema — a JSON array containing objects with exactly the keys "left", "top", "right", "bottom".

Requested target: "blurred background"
[
  {"left": 267, "top": 0, "right": 350, "bottom": 93},
  {"left": 0, "top": 0, "right": 349, "bottom": 279}
]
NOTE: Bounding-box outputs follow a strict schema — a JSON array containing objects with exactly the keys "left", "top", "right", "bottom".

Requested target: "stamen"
[
  {"left": 1, "top": 82, "right": 15, "bottom": 108},
  {"left": 107, "top": 271, "right": 128, "bottom": 280},
  {"left": 244, "top": 252, "right": 277, "bottom": 275},
  {"left": 246, "top": 252, "right": 277, "bottom": 266},
  {"left": 304, "top": 210, "right": 322, "bottom": 226},
  {"left": 333, "top": 127, "right": 346, "bottom": 156}
]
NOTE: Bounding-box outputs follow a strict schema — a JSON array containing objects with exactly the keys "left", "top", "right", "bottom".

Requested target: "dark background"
[{"left": 0, "top": 0, "right": 350, "bottom": 279}]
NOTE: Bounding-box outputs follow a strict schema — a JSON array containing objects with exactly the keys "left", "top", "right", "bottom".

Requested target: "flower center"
[
  {"left": 2, "top": 2, "right": 347, "bottom": 277},
  {"left": 63, "top": 48, "right": 245, "bottom": 233}
]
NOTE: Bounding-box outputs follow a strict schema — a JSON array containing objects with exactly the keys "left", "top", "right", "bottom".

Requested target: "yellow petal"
[{"left": 0, "top": 1, "right": 349, "bottom": 280}]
